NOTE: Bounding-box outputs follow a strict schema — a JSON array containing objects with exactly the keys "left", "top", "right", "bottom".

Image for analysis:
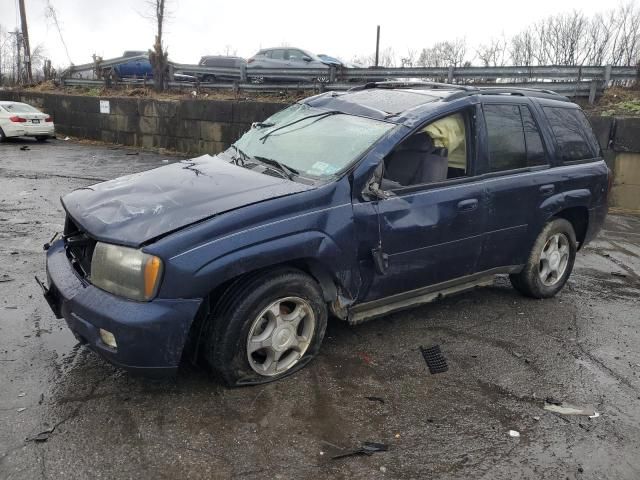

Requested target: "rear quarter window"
[{"left": 543, "top": 107, "right": 601, "bottom": 162}]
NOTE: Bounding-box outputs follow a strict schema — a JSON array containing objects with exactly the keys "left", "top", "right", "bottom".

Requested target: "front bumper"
[{"left": 44, "top": 239, "right": 202, "bottom": 375}]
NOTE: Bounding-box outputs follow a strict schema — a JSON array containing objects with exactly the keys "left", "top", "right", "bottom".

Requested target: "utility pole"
[
  {"left": 375, "top": 25, "right": 380, "bottom": 67},
  {"left": 18, "top": 0, "right": 32, "bottom": 83}
]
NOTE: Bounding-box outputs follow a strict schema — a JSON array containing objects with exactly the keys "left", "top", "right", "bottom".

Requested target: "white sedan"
[{"left": 0, "top": 101, "right": 55, "bottom": 142}]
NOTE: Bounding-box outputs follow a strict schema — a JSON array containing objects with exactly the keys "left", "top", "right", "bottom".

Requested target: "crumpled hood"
[{"left": 62, "top": 155, "right": 313, "bottom": 247}]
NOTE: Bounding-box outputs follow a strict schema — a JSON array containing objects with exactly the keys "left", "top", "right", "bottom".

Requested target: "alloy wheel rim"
[
  {"left": 246, "top": 296, "right": 316, "bottom": 376},
  {"left": 538, "top": 233, "right": 570, "bottom": 286}
]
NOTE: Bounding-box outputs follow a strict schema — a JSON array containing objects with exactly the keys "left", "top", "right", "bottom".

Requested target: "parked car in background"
[
  {"left": 247, "top": 47, "right": 330, "bottom": 83},
  {"left": 42, "top": 83, "right": 608, "bottom": 386},
  {"left": 0, "top": 101, "right": 55, "bottom": 142},
  {"left": 105, "top": 51, "right": 196, "bottom": 82},
  {"left": 317, "top": 54, "right": 362, "bottom": 69},
  {"left": 196, "top": 56, "right": 246, "bottom": 82}
]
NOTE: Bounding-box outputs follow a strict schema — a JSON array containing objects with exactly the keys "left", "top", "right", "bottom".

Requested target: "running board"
[{"left": 347, "top": 266, "right": 521, "bottom": 325}]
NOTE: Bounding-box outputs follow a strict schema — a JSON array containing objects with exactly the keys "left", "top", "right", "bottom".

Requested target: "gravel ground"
[{"left": 1, "top": 138, "right": 639, "bottom": 480}]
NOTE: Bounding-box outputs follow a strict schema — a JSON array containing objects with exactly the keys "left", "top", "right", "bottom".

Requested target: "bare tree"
[
  {"left": 509, "top": 30, "right": 537, "bottom": 66},
  {"left": 400, "top": 48, "right": 418, "bottom": 68},
  {"left": 476, "top": 36, "right": 507, "bottom": 67},
  {"left": 418, "top": 39, "right": 467, "bottom": 68},
  {"left": 352, "top": 47, "right": 396, "bottom": 67},
  {"left": 146, "top": 0, "right": 169, "bottom": 92}
]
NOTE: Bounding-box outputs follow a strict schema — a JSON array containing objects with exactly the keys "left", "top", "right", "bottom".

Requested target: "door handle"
[
  {"left": 540, "top": 184, "right": 555, "bottom": 196},
  {"left": 457, "top": 198, "right": 478, "bottom": 212}
]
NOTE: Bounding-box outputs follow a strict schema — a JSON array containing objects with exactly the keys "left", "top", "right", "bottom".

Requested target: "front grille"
[{"left": 63, "top": 215, "right": 96, "bottom": 278}]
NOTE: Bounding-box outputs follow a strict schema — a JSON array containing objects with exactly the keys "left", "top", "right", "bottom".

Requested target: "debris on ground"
[
  {"left": 63, "top": 137, "right": 70, "bottom": 141},
  {"left": 544, "top": 401, "right": 599, "bottom": 417},
  {"left": 331, "top": 442, "right": 389, "bottom": 459},
  {"left": 611, "top": 271, "right": 628, "bottom": 278},
  {"left": 365, "top": 396, "right": 385, "bottom": 404},
  {"left": 509, "top": 430, "right": 520, "bottom": 438},
  {"left": 420, "top": 345, "right": 449, "bottom": 374},
  {"left": 17, "top": 407, "right": 26, "bottom": 413},
  {"left": 26, "top": 426, "right": 56, "bottom": 443},
  {"left": 126, "top": 152, "right": 139, "bottom": 156},
  {"left": 545, "top": 397, "right": 563, "bottom": 405},
  {"left": 19, "top": 146, "right": 30, "bottom": 151},
  {"left": 0, "top": 275, "right": 14, "bottom": 283}
]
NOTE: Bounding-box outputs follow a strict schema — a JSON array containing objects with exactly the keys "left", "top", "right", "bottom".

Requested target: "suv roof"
[{"left": 305, "top": 82, "right": 573, "bottom": 122}]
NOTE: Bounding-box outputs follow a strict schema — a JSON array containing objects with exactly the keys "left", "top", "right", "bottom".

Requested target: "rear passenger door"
[{"left": 476, "top": 100, "right": 552, "bottom": 271}]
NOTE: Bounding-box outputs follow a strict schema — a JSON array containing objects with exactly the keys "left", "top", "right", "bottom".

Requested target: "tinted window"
[
  {"left": 521, "top": 106, "right": 547, "bottom": 166},
  {"left": 288, "top": 50, "right": 306, "bottom": 61},
  {"left": 543, "top": 107, "right": 597, "bottom": 162},
  {"left": 484, "top": 104, "right": 527, "bottom": 172}
]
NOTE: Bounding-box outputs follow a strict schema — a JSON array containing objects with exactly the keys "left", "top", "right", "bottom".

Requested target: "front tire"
[
  {"left": 510, "top": 218, "right": 577, "bottom": 298},
  {"left": 204, "top": 268, "right": 328, "bottom": 386},
  {"left": 36, "top": 136, "right": 49, "bottom": 142}
]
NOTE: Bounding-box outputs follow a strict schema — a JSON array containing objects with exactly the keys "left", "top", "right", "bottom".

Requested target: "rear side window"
[
  {"left": 483, "top": 104, "right": 547, "bottom": 172},
  {"left": 543, "top": 107, "right": 599, "bottom": 162}
]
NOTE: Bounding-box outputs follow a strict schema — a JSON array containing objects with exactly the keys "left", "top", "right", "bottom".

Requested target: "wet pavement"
[{"left": 1, "top": 138, "right": 639, "bottom": 479}]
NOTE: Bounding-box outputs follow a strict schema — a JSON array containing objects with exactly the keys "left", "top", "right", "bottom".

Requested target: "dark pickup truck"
[{"left": 42, "top": 82, "right": 609, "bottom": 386}]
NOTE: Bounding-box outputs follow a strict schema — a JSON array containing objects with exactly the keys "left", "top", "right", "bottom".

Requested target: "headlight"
[{"left": 90, "top": 242, "right": 163, "bottom": 301}]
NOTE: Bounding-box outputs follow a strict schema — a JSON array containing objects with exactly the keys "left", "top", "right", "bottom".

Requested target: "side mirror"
[{"left": 302, "top": 56, "right": 312, "bottom": 62}]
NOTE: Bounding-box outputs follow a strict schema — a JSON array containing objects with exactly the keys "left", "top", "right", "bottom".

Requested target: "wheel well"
[
  {"left": 553, "top": 207, "right": 589, "bottom": 249},
  {"left": 181, "top": 259, "right": 340, "bottom": 365}
]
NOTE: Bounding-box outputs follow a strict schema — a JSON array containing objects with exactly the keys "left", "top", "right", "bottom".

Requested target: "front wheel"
[
  {"left": 204, "top": 268, "right": 328, "bottom": 386},
  {"left": 36, "top": 136, "right": 49, "bottom": 142},
  {"left": 510, "top": 218, "right": 577, "bottom": 298}
]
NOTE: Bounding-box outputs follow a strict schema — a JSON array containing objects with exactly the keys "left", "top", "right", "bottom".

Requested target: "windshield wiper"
[
  {"left": 230, "top": 144, "right": 253, "bottom": 167},
  {"left": 259, "top": 110, "right": 341, "bottom": 143},
  {"left": 253, "top": 155, "right": 298, "bottom": 180}
]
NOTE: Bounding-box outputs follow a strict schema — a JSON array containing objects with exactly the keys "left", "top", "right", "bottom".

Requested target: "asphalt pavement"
[{"left": 1, "top": 138, "right": 639, "bottom": 479}]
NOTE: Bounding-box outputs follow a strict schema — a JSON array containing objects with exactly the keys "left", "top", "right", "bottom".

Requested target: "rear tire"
[
  {"left": 0, "top": 128, "right": 5, "bottom": 143},
  {"left": 36, "top": 136, "right": 48, "bottom": 142},
  {"left": 203, "top": 268, "right": 328, "bottom": 386},
  {"left": 509, "top": 218, "right": 577, "bottom": 298}
]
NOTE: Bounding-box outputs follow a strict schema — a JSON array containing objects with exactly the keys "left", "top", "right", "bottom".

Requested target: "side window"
[
  {"left": 484, "top": 104, "right": 548, "bottom": 172},
  {"left": 288, "top": 50, "right": 304, "bottom": 62},
  {"left": 381, "top": 112, "right": 468, "bottom": 190},
  {"left": 543, "top": 107, "right": 597, "bottom": 162},
  {"left": 271, "top": 49, "right": 285, "bottom": 60},
  {"left": 521, "top": 106, "right": 547, "bottom": 166},
  {"left": 484, "top": 104, "right": 527, "bottom": 172}
]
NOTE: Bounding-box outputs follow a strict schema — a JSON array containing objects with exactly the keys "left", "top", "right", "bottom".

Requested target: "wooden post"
[
  {"left": 588, "top": 79, "right": 598, "bottom": 105},
  {"left": 375, "top": 26, "right": 380, "bottom": 67},
  {"left": 18, "top": 0, "right": 32, "bottom": 83}
]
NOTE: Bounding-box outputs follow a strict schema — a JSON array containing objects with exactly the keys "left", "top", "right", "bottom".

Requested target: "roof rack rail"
[
  {"left": 446, "top": 86, "right": 570, "bottom": 102},
  {"left": 349, "top": 81, "right": 477, "bottom": 92}
]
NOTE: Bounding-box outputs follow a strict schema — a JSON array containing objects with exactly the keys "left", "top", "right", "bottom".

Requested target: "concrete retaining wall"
[
  {"left": 1, "top": 90, "right": 638, "bottom": 210},
  {"left": 0, "top": 91, "right": 286, "bottom": 155}
]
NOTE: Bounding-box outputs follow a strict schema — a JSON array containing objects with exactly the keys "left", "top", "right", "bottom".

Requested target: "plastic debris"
[
  {"left": 332, "top": 442, "right": 389, "bottom": 459},
  {"left": 544, "top": 401, "right": 598, "bottom": 417},
  {"left": 17, "top": 392, "right": 25, "bottom": 397},
  {"left": 64, "top": 137, "right": 70, "bottom": 141},
  {"left": 611, "top": 271, "right": 627, "bottom": 278},
  {"left": 365, "top": 396, "right": 385, "bottom": 404},
  {"left": 20, "top": 145, "right": 30, "bottom": 151},
  {"left": 420, "top": 345, "right": 448, "bottom": 374},
  {"left": 17, "top": 407, "right": 26, "bottom": 413},
  {"left": 509, "top": 430, "right": 520, "bottom": 438}
]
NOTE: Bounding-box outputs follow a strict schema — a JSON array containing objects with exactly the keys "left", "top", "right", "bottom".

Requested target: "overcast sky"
[{"left": 0, "top": 0, "right": 614, "bottom": 67}]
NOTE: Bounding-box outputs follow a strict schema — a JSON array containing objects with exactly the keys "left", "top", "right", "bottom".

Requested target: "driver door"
[{"left": 353, "top": 108, "right": 487, "bottom": 302}]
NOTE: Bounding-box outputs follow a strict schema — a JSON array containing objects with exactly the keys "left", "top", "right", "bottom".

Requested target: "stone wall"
[{"left": 0, "top": 91, "right": 286, "bottom": 155}]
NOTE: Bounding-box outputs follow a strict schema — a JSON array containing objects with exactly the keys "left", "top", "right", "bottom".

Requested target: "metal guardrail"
[{"left": 61, "top": 57, "right": 637, "bottom": 98}]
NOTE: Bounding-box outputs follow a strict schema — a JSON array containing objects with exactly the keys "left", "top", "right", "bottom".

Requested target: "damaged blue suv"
[{"left": 42, "top": 82, "right": 609, "bottom": 385}]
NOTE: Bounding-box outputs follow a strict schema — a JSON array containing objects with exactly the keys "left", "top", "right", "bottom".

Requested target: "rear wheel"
[
  {"left": 0, "top": 128, "right": 5, "bottom": 142},
  {"left": 203, "top": 268, "right": 328, "bottom": 386},
  {"left": 510, "top": 218, "right": 577, "bottom": 298},
  {"left": 36, "top": 136, "right": 48, "bottom": 142}
]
